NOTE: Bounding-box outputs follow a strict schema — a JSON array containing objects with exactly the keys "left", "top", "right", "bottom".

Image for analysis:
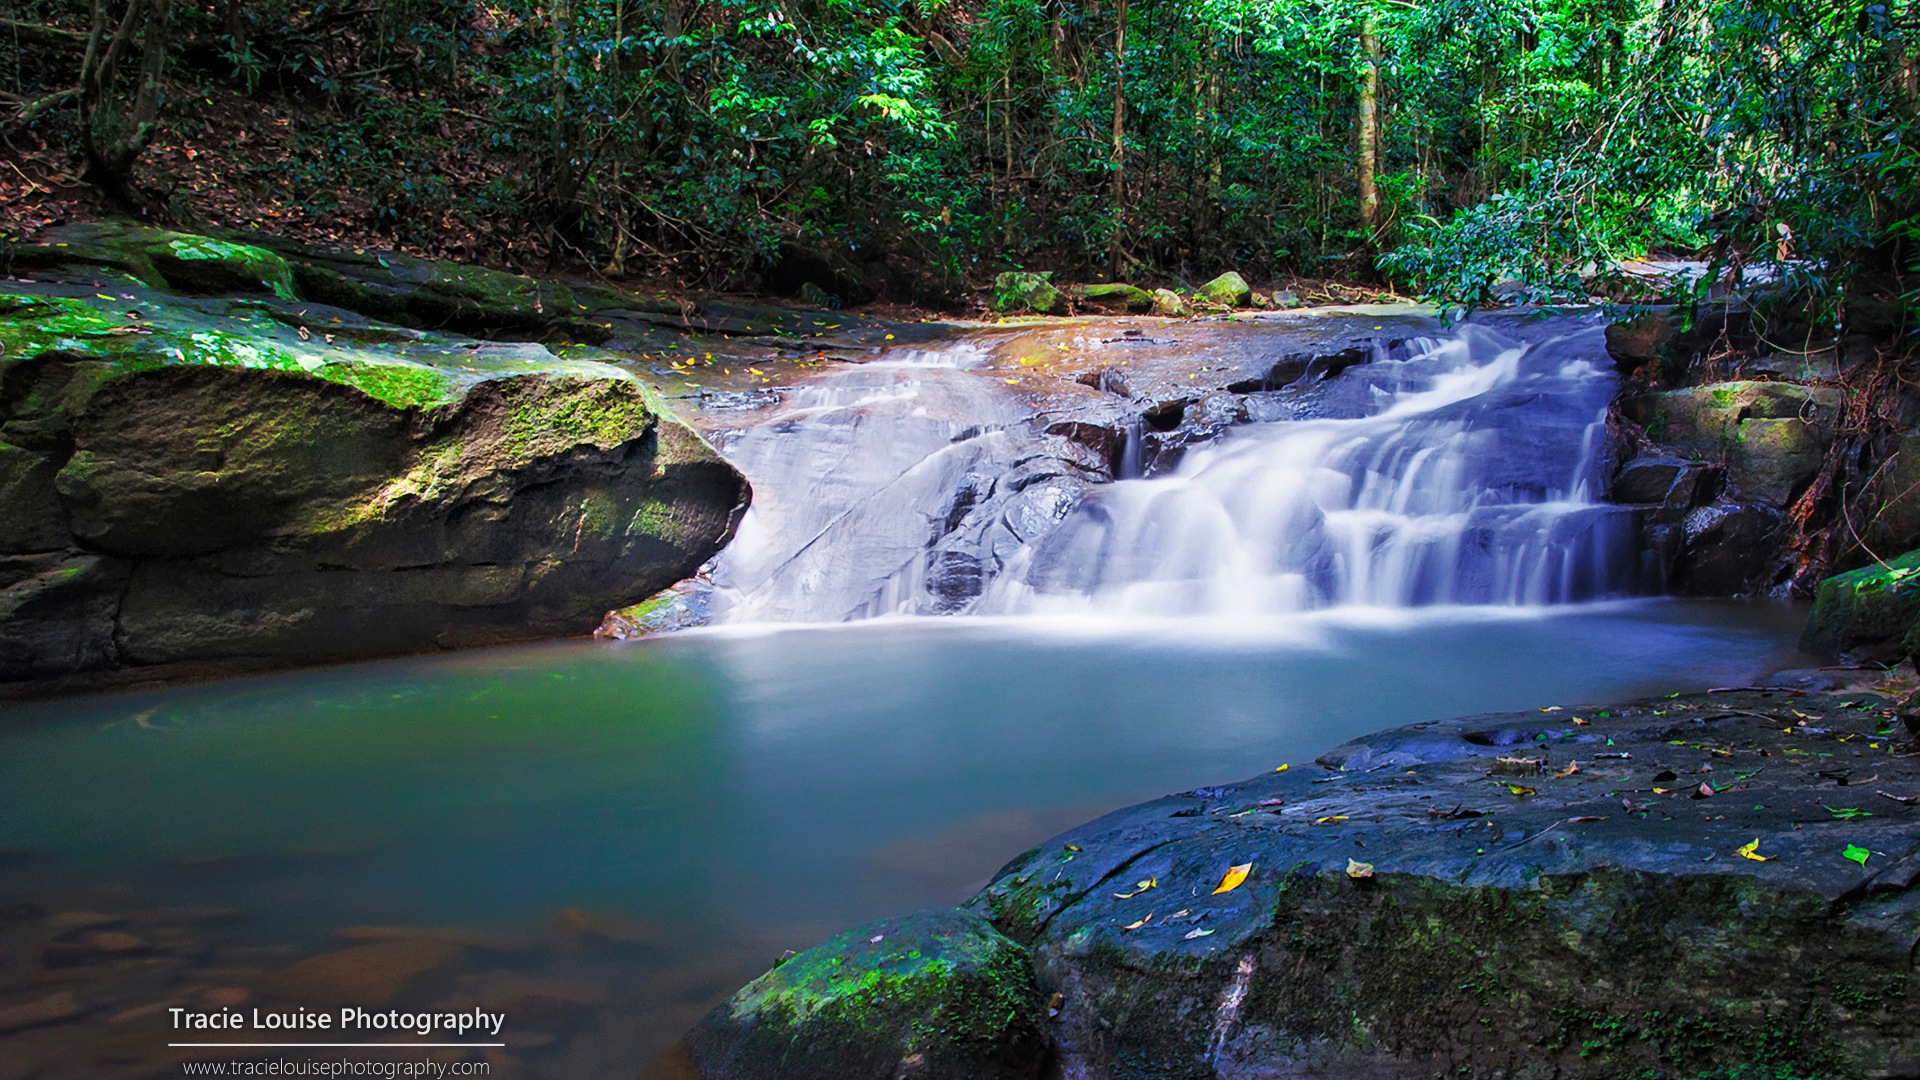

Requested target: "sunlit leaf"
[
  {"left": 1736, "top": 839, "right": 1771, "bottom": 862},
  {"left": 1844, "top": 845, "right": 1871, "bottom": 866},
  {"left": 1211, "top": 862, "right": 1253, "bottom": 895}
]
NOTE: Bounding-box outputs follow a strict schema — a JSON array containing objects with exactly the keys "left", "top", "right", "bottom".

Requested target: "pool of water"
[{"left": 0, "top": 599, "right": 1811, "bottom": 1074}]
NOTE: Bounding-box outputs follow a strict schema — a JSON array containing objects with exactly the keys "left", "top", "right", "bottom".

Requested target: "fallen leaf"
[
  {"left": 1274, "top": 764, "right": 1290, "bottom": 772},
  {"left": 1257, "top": 798, "right": 1285, "bottom": 807},
  {"left": 1212, "top": 862, "right": 1253, "bottom": 895},
  {"left": 1114, "top": 877, "right": 1158, "bottom": 899},
  {"left": 1844, "top": 845, "right": 1871, "bottom": 867},
  {"left": 1567, "top": 815, "right": 1609, "bottom": 823},
  {"left": 1823, "top": 806, "right": 1873, "bottom": 820},
  {"left": 1122, "top": 912, "right": 1154, "bottom": 931},
  {"left": 1652, "top": 787, "right": 1671, "bottom": 795},
  {"left": 1507, "top": 784, "right": 1537, "bottom": 796},
  {"left": 1346, "top": 858, "right": 1374, "bottom": 879},
  {"left": 1047, "top": 991, "right": 1064, "bottom": 1017},
  {"left": 1736, "top": 839, "right": 1771, "bottom": 862},
  {"left": 1183, "top": 928, "right": 1215, "bottom": 940},
  {"left": 1065, "top": 844, "right": 1081, "bottom": 852},
  {"left": 1314, "top": 815, "right": 1349, "bottom": 824},
  {"left": 1693, "top": 783, "right": 1716, "bottom": 799},
  {"left": 1554, "top": 762, "right": 1581, "bottom": 778}
]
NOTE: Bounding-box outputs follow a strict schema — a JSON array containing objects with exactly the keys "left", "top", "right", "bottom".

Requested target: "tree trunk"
[
  {"left": 1109, "top": 0, "right": 1128, "bottom": 267},
  {"left": 1357, "top": 11, "right": 1381, "bottom": 243},
  {"left": 79, "top": 0, "right": 173, "bottom": 216}
]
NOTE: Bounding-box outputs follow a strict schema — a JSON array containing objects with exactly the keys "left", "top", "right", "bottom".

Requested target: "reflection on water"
[{"left": 0, "top": 601, "right": 1807, "bottom": 1076}]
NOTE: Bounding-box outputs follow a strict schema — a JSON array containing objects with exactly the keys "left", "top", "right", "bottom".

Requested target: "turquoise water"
[{"left": 0, "top": 600, "right": 1810, "bottom": 1071}]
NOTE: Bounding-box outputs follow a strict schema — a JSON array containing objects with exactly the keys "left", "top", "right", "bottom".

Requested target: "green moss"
[{"left": 315, "top": 362, "right": 458, "bottom": 409}]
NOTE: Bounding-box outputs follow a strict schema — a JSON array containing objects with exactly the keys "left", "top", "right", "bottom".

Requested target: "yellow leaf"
[
  {"left": 1122, "top": 912, "right": 1154, "bottom": 931},
  {"left": 1652, "top": 787, "right": 1670, "bottom": 795},
  {"left": 1314, "top": 815, "right": 1348, "bottom": 824},
  {"left": 1346, "top": 858, "right": 1374, "bottom": 879},
  {"left": 1275, "top": 764, "right": 1290, "bottom": 772},
  {"left": 885, "top": 334, "right": 895, "bottom": 340},
  {"left": 1113, "top": 877, "right": 1158, "bottom": 899},
  {"left": 1507, "top": 784, "right": 1537, "bottom": 796},
  {"left": 1212, "top": 862, "right": 1253, "bottom": 895},
  {"left": 1736, "top": 839, "right": 1771, "bottom": 862},
  {"left": 1065, "top": 844, "right": 1081, "bottom": 852}
]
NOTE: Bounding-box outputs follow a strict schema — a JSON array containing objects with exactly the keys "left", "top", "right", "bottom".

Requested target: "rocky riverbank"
[{"left": 679, "top": 671, "right": 1920, "bottom": 1079}]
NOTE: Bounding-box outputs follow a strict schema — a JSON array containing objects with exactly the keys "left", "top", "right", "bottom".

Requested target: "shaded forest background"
[{"left": 1, "top": 0, "right": 1915, "bottom": 310}]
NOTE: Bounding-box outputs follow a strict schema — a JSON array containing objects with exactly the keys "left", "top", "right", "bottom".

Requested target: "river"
[{"left": 0, "top": 312, "right": 1814, "bottom": 1077}]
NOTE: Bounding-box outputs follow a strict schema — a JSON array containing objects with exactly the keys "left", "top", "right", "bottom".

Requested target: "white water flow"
[
  {"left": 698, "top": 318, "right": 1650, "bottom": 624},
  {"left": 980, "top": 322, "right": 1647, "bottom": 616}
]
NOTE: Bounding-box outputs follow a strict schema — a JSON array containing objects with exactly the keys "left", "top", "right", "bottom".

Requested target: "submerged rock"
[
  {"left": 686, "top": 909, "right": 1046, "bottom": 1080},
  {"left": 0, "top": 274, "right": 749, "bottom": 693}
]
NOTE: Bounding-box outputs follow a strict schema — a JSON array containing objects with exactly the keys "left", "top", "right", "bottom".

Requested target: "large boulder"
[
  {"left": 0, "top": 284, "right": 749, "bottom": 692},
  {"left": 4, "top": 220, "right": 296, "bottom": 299},
  {"left": 686, "top": 909, "right": 1047, "bottom": 1080},
  {"left": 958, "top": 689, "right": 1920, "bottom": 1079},
  {"left": 992, "top": 273, "right": 1064, "bottom": 316},
  {"left": 1802, "top": 548, "right": 1920, "bottom": 660},
  {"left": 1620, "top": 381, "right": 1841, "bottom": 507}
]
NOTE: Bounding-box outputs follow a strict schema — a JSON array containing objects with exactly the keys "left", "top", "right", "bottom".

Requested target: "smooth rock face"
[
  {"left": 0, "top": 250, "right": 750, "bottom": 693},
  {"left": 686, "top": 909, "right": 1046, "bottom": 1080}
]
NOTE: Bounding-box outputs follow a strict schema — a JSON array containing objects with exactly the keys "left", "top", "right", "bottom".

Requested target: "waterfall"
[
  {"left": 694, "top": 317, "right": 1648, "bottom": 625},
  {"left": 980, "top": 322, "right": 1644, "bottom": 616}
]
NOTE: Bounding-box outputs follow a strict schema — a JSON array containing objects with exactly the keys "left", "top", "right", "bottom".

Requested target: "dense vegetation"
[{"left": 1, "top": 0, "right": 1915, "bottom": 306}]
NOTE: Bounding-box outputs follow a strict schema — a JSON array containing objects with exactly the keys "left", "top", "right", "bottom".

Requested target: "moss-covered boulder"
[
  {"left": 1195, "top": 271, "right": 1252, "bottom": 308},
  {"left": 0, "top": 284, "right": 748, "bottom": 692},
  {"left": 686, "top": 908, "right": 1046, "bottom": 1080},
  {"left": 1074, "top": 283, "right": 1153, "bottom": 313},
  {"left": 992, "top": 272, "right": 1064, "bottom": 316},
  {"left": 1801, "top": 548, "right": 1920, "bottom": 659},
  {"left": 1619, "top": 381, "right": 1841, "bottom": 507}
]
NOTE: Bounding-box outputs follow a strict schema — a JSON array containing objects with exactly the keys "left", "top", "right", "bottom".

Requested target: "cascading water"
[
  {"left": 982, "top": 322, "right": 1645, "bottom": 616},
  {"left": 696, "top": 316, "right": 1651, "bottom": 625}
]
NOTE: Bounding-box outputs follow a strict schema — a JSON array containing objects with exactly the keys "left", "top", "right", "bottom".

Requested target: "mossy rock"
[
  {"left": 687, "top": 908, "right": 1046, "bottom": 1080},
  {"left": 1075, "top": 283, "right": 1153, "bottom": 313},
  {"left": 1195, "top": 271, "right": 1252, "bottom": 307},
  {"left": 7, "top": 221, "right": 296, "bottom": 299},
  {"left": 1150, "top": 288, "right": 1191, "bottom": 317},
  {"left": 1619, "top": 382, "right": 1842, "bottom": 508},
  {"left": 1801, "top": 548, "right": 1920, "bottom": 658},
  {"left": 0, "top": 283, "right": 750, "bottom": 690},
  {"left": 992, "top": 272, "right": 1064, "bottom": 316}
]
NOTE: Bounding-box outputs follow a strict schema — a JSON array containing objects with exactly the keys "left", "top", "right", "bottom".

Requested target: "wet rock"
[
  {"left": 1149, "top": 289, "right": 1190, "bottom": 318},
  {"left": 0, "top": 991, "right": 83, "bottom": 1032},
  {"left": 688, "top": 908, "right": 1046, "bottom": 1080},
  {"left": 991, "top": 273, "right": 1064, "bottom": 316},
  {"left": 1802, "top": 548, "right": 1920, "bottom": 661},
  {"left": 259, "top": 940, "right": 462, "bottom": 1007},
  {"left": 1195, "top": 271, "right": 1252, "bottom": 308},
  {"left": 597, "top": 580, "right": 716, "bottom": 639},
  {"left": 953, "top": 689, "right": 1920, "bottom": 1079},
  {"left": 1673, "top": 502, "right": 1782, "bottom": 594},
  {"left": 9, "top": 221, "right": 296, "bottom": 299}
]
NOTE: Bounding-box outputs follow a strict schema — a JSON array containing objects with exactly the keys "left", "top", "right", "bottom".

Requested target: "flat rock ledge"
[{"left": 681, "top": 684, "right": 1920, "bottom": 1079}]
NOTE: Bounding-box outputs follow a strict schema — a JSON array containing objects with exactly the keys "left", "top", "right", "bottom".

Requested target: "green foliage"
[{"left": 11, "top": 0, "right": 1917, "bottom": 305}]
